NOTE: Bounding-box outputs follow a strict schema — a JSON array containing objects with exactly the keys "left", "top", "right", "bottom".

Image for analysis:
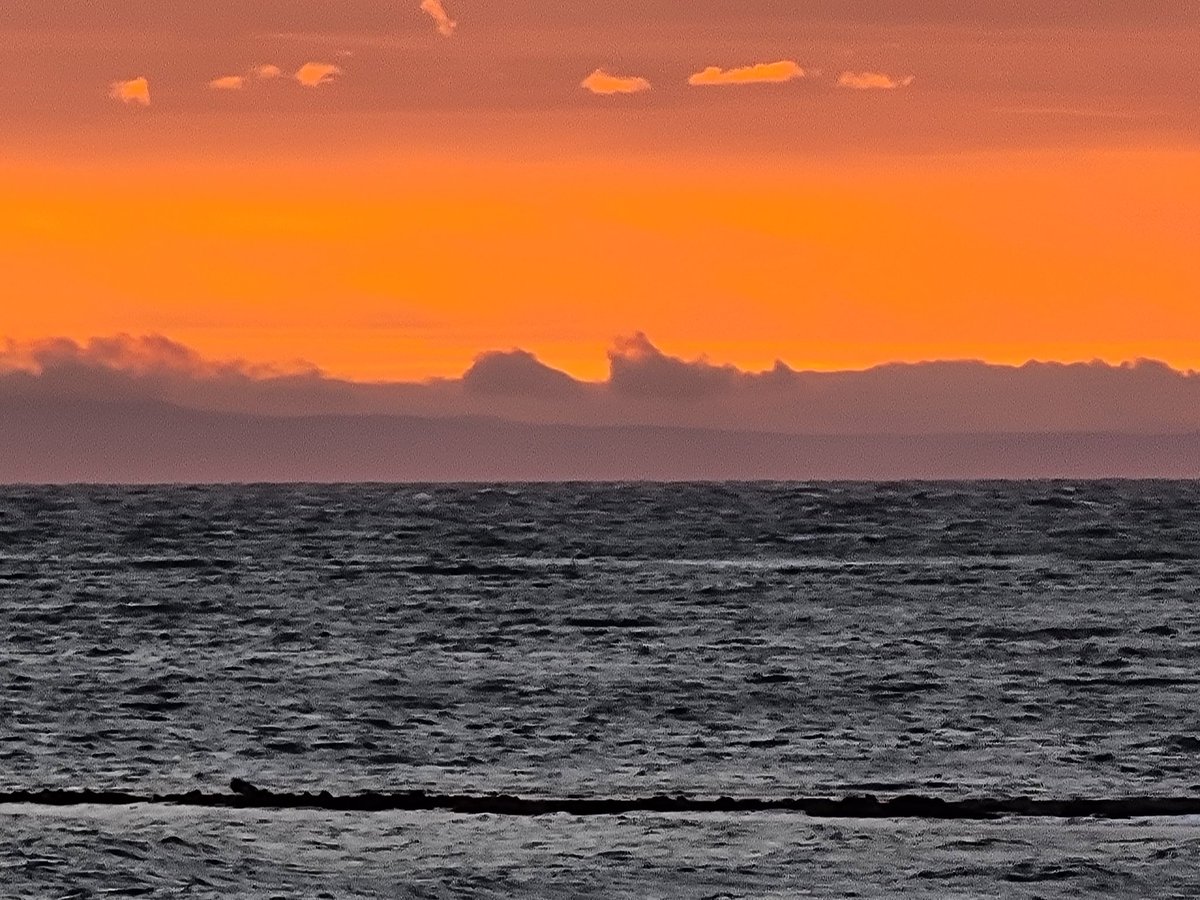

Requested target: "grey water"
[{"left": 2, "top": 481, "right": 1200, "bottom": 896}]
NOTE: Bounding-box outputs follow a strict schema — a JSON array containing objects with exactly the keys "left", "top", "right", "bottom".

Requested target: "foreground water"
[
  {"left": 2, "top": 481, "right": 1199, "bottom": 893},
  {"left": 4, "top": 805, "right": 1200, "bottom": 898}
]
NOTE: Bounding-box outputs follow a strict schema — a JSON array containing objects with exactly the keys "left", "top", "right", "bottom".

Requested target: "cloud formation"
[
  {"left": 210, "top": 65, "right": 287, "bottom": 92},
  {"left": 608, "top": 333, "right": 739, "bottom": 399},
  {"left": 581, "top": 68, "right": 652, "bottom": 95},
  {"left": 688, "top": 61, "right": 807, "bottom": 87},
  {"left": 0, "top": 335, "right": 279, "bottom": 382},
  {"left": 7, "top": 334, "right": 1200, "bottom": 441},
  {"left": 11, "top": 2, "right": 1197, "bottom": 156},
  {"left": 108, "top": 77, "right": 150, "bottom": 106},
  {"left": 838, "top": 71, "right": 916, "bottom": 90},
  {"left": 6, "top": 336, "right": 1200, "bottom": 481},
  {"left": 294, "top": 62, "right": 343, "bottom": 87},
  {"left": 463, "top": 350, "right": 584, "bottom": 398},
  {"left": 208, "top": 75, "right": 245, "bottom": 91},
  {"left": 420, "top": 0, "right": 457, "bottom": 37}
]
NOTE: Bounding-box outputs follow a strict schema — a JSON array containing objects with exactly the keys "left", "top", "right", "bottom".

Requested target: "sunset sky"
[{"left": 3, "top": 1, "right": 1199, "bottom": 381}]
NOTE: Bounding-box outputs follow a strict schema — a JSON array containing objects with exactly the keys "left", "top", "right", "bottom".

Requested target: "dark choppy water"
[
  {"left": 4, "top": 806, "right": 1200, "bottom": 898},
  {"left": 2, "top": 481, "right": 1200, "bottom": 895}
]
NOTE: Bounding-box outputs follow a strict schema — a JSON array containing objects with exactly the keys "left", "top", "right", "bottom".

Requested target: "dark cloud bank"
[{"left": 3, "top": 334, "right": 1200, "bottom": 481}]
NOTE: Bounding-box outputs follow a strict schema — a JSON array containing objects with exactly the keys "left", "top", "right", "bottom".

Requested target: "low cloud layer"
[
  {"left": 581, "top": 69, "right": 652, "bottom": 95},
  {"left": 109, "top": 77, "right": 150, "bottom": 106},
  {"left": 6, "top": 334, "right": 1200, "bottom": 480},
  {"left": 6, "top": 333, "right": 1200, "bottom": 437},
  {"left": 688, "top": 61, "right": 808, "bottom": 86},
  {"left": 463, "top": 349, "right": 585, "bottom": 399}
]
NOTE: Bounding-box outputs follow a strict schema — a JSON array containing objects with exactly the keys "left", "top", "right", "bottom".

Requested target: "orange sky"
[{"left": 2, "top": 2, "right": 1199, "bottom": 380}]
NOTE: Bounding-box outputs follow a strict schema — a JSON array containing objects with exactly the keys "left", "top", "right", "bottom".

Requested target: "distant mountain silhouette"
[
  {"left": 3, "top": 395, "right": 1198, "bottom": 482},
  {"left": 6, "top": 334, "right": 1200, "bottom": 437}
]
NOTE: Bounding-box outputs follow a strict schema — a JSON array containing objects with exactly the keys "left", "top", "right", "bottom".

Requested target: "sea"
[{"left": 2, "top": 481, "right": 1199, "bottom": 897}]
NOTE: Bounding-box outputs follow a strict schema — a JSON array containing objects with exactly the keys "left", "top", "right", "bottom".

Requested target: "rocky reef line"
[{"left": 2, "top": 781, "right": 1200, "bottom": 820}]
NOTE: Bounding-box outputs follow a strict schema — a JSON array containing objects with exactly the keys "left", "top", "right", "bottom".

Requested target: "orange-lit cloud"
[
  {"left": 688, "top": 61, "right": 807, "bottom": 87},
  {"left": 212, "top": 65, "right": 285, "bottom": 91},
  {"left": 209, "top": 75, "right": 246, "bottom": 91},
  {"left": 108, "top": 77, "right": 150, "bottom": 106},
  {"left": 581, "top": 68, "right": 652, "bottom": 95},
  {"left": 420, "top": 0, "right": 457, "bottom": 37},
  {"left": 294, "top": 62, "right": 342, "bottom": 87},
  {"left": 838, "top": 71, "right": 916, "bottom": 90}
]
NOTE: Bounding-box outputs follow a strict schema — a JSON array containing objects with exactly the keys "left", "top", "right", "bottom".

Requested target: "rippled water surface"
[
  {"left": 2, "top": 481, "right": 1200, "bottom": 893},
  {"left": 5, "top": 806, "right": 1200, "bottom": 898}
]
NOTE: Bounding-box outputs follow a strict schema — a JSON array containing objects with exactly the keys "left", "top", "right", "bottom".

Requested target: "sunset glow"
[{"left": 3, "top": 2, "right": 1199, "bottom": 382}]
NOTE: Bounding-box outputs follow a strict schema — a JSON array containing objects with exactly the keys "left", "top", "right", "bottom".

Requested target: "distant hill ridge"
[{"left": 3, "top": 395, "right": 1199, "bottom": 482}]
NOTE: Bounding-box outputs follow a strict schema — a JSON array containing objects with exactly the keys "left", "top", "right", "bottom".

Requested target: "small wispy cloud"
[
  {"left": 208, "top": 75, "right": 246, "bottom": 91},
  {"left": 688, "top": 61, "right": 807, "bottom": 87},
  {"left": 420, "top": 0, "right": 457, "bottom": 37},
  {"left": 109, "top": 77, "right": 150, "bottom": 106},
  {"left": 294, "top": 62, "right": 343, "bottom": 88},
  {"left": 581, "top": 68, "right": 652, "bottom": 95},
  {"left": 251, "top": 64, "right": 283, "bottom": 80},
  {"left": 838, "top": 71, "right": 916, "bottom": 90},
  {"left": 209, "top": 65, "right": 285, "bottom": 91}
]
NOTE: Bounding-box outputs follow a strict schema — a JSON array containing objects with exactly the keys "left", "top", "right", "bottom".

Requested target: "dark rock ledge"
[{"left": 1, "top": 781, "right": 1199, "bottom": 819}]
